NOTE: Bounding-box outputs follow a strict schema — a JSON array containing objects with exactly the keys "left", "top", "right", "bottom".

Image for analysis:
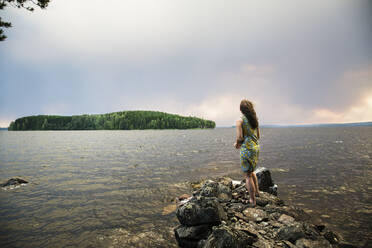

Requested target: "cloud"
[
  {"left": 0, "top": 0, "right": 371, "bottom": 126},
  {"left": 312, "top": 93, "right": 372, "bottom": 123}
]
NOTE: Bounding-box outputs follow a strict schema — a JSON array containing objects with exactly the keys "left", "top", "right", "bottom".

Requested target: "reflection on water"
[{"left": 0, "top": 127, "right": 371, "bottom": 247}]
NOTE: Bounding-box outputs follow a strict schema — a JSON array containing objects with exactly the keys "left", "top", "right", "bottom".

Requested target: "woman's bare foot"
[{"left": 249, "top": 198, "right": 256, "bottom": 207}]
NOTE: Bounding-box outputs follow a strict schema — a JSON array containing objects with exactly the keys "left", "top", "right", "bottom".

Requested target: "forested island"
[{"left": 8, "top": 111, "right": 215, "bottom": 130}]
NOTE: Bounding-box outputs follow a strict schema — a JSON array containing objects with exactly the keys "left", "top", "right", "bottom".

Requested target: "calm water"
[{"left": 0, "top": 127, "right": 371, "bottom": 247}]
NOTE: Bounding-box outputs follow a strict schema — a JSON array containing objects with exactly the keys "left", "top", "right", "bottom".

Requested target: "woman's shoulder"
[{"left": 236, "top": 118, "right": 243, "bottom": 126}]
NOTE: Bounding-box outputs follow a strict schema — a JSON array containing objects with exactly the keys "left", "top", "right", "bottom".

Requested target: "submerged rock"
[
  {"left": 1, "top": 178, "right": 28, "bottom": 189},
  {"left": 174, "top": 173, "right": 348, "bottom": 248}
]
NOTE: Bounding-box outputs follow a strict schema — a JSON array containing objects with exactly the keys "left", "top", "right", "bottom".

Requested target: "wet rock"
[
  {"left": 278, "top": 214, "right": 295, "bottom": 225},
  {"left": 174, "top": 174, "right": 345, "bottom": 248},
  {"left": 198, "top": 181, "right": 232, "bottom": 200},
  {"left": 229, "top": 203, "right": 246, "bottom": 213},
  {"left": 256, "top": 198, "right": 269, "bottom": 207},
  {"left": 295, "top": 238, "right": 332, "bottom": 248},
  {"left": 242, "top": 208, "right": 268, "bottom": 223},
  {"left": 176, "top": 196, "right": 227, "bottom": 226},
  {"left": 217, "top": 177, "right": 233, "bottom": 188},
  {"left": 202, "top": 225, "right": 256, "bottom": 248},
  {"left": 255, "top": 167, "right": 275, "bottom": 193},
  {"left": 108, "top": 228, "right": 172, "bottom": 248},
  {"left": 179, "top": 194, "right": 191, "bottom": 201},
  {"left": 323, "top": 230, "right": 339, "bottom": 244},
  {"left": 253, "top": 238, "right": 275, "bottom": 248},
  {"left": 276, "top": 223, "right": 305, "bottom": 243},
  {"left": 1, "top": 177, "right": 28, "bottom": 187},
  {"left": 1, "top": 178, "right": 28, "bottom": 188},
  {"left": 174, "top": 225, "right": 212, "bottom": 248}
]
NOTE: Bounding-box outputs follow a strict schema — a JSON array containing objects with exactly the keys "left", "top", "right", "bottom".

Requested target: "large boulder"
[
  {"left": 176, "top": 196, "right": 227, "bottom": 226},
  {"left": 255, "top": 167, "right": 277, "bottom": 195},
  {"left": 174, "top": 224, "right": 212, "bottom": 248},
  {"left": 198, "top": 181, "right": 232, "bottom": 200},
  {"left": 202, "top": 225, "right": 256, "bottom": 248},
  {"left": 276, "top": 223, "right": 305, "bottom": 243}
]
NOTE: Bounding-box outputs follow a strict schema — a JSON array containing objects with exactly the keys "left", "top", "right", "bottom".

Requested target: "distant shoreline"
[
  {"left": 3, "top": 121, "right": 371, "bottom": 130},
  {"left": 7, "top": 110, "right": 216, "bottom": 131},
  {"left": 226, "top": 121, "right": 372, "bottom": 129}
]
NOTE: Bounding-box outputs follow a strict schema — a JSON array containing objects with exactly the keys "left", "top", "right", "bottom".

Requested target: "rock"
[
  {"left": 198, "top": 181, "right": 232, "bottom": 200},
  {"left": 231, "top": 222, "right": 259, "bottom": 238},
  {"left": 323, "top": 230, "right": 339, "bottom": 244},
  {"left": 174, "top": 225, "right": 212, "bottom": 248},
  {"left": 179, "top": 194, "right": 191, "bottom": 201},
  {"left": 229, "top": 203, "right": 246, "bottom": 213},
  {"left": 295, "top": 238, "right": 332, "bottom": 248},
  {"left": 276, "top": 223, "right": 305, "bottom": 243},
  {"left": 315, "top": 224, "right": 326, "bottom": 233},
  {"left": 253, "top": 238, "right": 275, "bottom": 248},
  {"left": 217, "top": 177, "right": 233, "bottom": 188},
  {"left": 174, "top": 172, "right": 346, "bottom": 248},
  {"left": 242, "top": 208, "right": 268, "bottom": 223},
  {"left": 256, "top": 198, "right": 269, "bottom": 207},
  {"left": 278, "top": 214, "right": 295, "bottom": 225},
  {"left": 1, "top": 178, "right": 28, "bottom": 188},
  {"left": 282, "top": 240, "right": 297, "bottom": 248},
  {"left": 202, "top": 225, "right": 256, "bottom": 248},
  {"left": 176, "top": 196, "right": 227, "bottom": 226},
  {"left": 255, "top": 167, "right": 275, "bottom": 193},
  {"left": 268, "top": 184, "right": 278, "bottom": 196}
]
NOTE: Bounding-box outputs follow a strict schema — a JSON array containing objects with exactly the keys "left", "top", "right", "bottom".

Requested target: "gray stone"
[
  {"left": 323, "top": 230, "right": 339, "bottom": 244},
  {"left": 1, "top": 177, "right": 28, "bottom": 187},
  {"left": 202, "top": 225, "right": 256, "bottom": 248},
  {"left": 243, "top": 208, "right": 269, "bottom": 223},
  {"left": 199, "top": 181, "right": 232, "bottom": 200},
  {"left": 295, "top": 238, "right": 332, "bottom": 248},
  {"left": 177, "top": 196, "right": 227, "bottom": 226},
  {"left": 253, "top": 238, "right": 274, "bottom": 248},
  {"left": 278, "top": 214, "right": 295, "bottom": 225},
  {"left": 255, "top": 167, "right": 275, "bottom": 193},
  {"left": 175, "top": 225, "right": 212, "bottom": 248},
  {"left": 276, "top": 223, "right": 305, "bottom": 243}
]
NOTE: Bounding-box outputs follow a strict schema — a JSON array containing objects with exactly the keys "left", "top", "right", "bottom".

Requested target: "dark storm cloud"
[{"left": 0, "top": 0, "right": 371, "bottom": 126}]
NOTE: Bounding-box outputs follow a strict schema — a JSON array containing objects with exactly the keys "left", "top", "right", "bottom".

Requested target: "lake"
[{"left": 0, "top": 127, "right": 371, "bottom": 247}]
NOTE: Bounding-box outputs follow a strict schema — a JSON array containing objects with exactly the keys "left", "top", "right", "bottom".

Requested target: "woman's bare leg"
[
  {"left": 244, "top": 172, "right": 256, "bottom": 206},
  {"left": 252, "top": 172, "right": 260, "bottom": 197}
]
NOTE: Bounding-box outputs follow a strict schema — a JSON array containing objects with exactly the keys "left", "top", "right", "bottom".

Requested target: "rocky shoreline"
[{"left": 174, "top": 168, "right": 358, "bottom": 248}]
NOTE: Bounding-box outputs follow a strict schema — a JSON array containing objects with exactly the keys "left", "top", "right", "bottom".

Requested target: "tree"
[{"left": 0, "top": 0, "right": 50, "bottom": 41}]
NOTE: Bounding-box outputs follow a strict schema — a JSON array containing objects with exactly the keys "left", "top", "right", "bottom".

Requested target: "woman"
[{"left": 234, "top": 99, "right": 260, "bottom": 206}]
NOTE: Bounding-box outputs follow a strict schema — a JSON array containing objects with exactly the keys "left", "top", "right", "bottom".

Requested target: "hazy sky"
[{"left": 1, "top": 0, "right": 371, "bottom": 127}]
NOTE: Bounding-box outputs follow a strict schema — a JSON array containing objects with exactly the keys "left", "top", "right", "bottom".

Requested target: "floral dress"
[{"left": 240, "top": 116, "right": 260, "bottom": 173}]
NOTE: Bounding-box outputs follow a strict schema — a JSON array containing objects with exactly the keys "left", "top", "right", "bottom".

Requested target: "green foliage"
[
  {"left": 0, "top": 0, "right": 50, "bottom": 41},
  {"left": 8, "top": 111, "right": 216, "bottom": 130}
]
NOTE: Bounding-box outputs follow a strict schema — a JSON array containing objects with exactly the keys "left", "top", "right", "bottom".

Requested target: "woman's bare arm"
[{"left": 234, "top": 119, "right": 243, "bottom": 149}]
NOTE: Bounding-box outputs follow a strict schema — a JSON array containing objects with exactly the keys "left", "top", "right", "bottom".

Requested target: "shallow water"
[{"left": 0, "top": 127, "right": 371, "bottom": 247}]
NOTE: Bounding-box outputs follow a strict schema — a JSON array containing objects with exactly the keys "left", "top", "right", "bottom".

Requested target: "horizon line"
[{"left": 1, "top": 121, "right": 372, "bottom": 129}]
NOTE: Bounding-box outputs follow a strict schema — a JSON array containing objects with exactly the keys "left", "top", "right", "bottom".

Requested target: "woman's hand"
[{"left": 234, "top": 141, "right": 241, "bottom": 149}]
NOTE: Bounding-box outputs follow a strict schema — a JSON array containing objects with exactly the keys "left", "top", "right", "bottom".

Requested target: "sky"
[{"left": 0, "top": 0, "right": 371, "bottom": 127}]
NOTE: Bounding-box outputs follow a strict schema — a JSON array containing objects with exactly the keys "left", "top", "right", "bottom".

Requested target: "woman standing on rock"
[{"left": 234, "top": 99, "right": 260, "bottom": 206}]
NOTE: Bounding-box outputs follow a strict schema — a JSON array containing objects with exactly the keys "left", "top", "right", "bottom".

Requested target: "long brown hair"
[{"left": 240, "top": 99, "right": 259, "bottom": 129}]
